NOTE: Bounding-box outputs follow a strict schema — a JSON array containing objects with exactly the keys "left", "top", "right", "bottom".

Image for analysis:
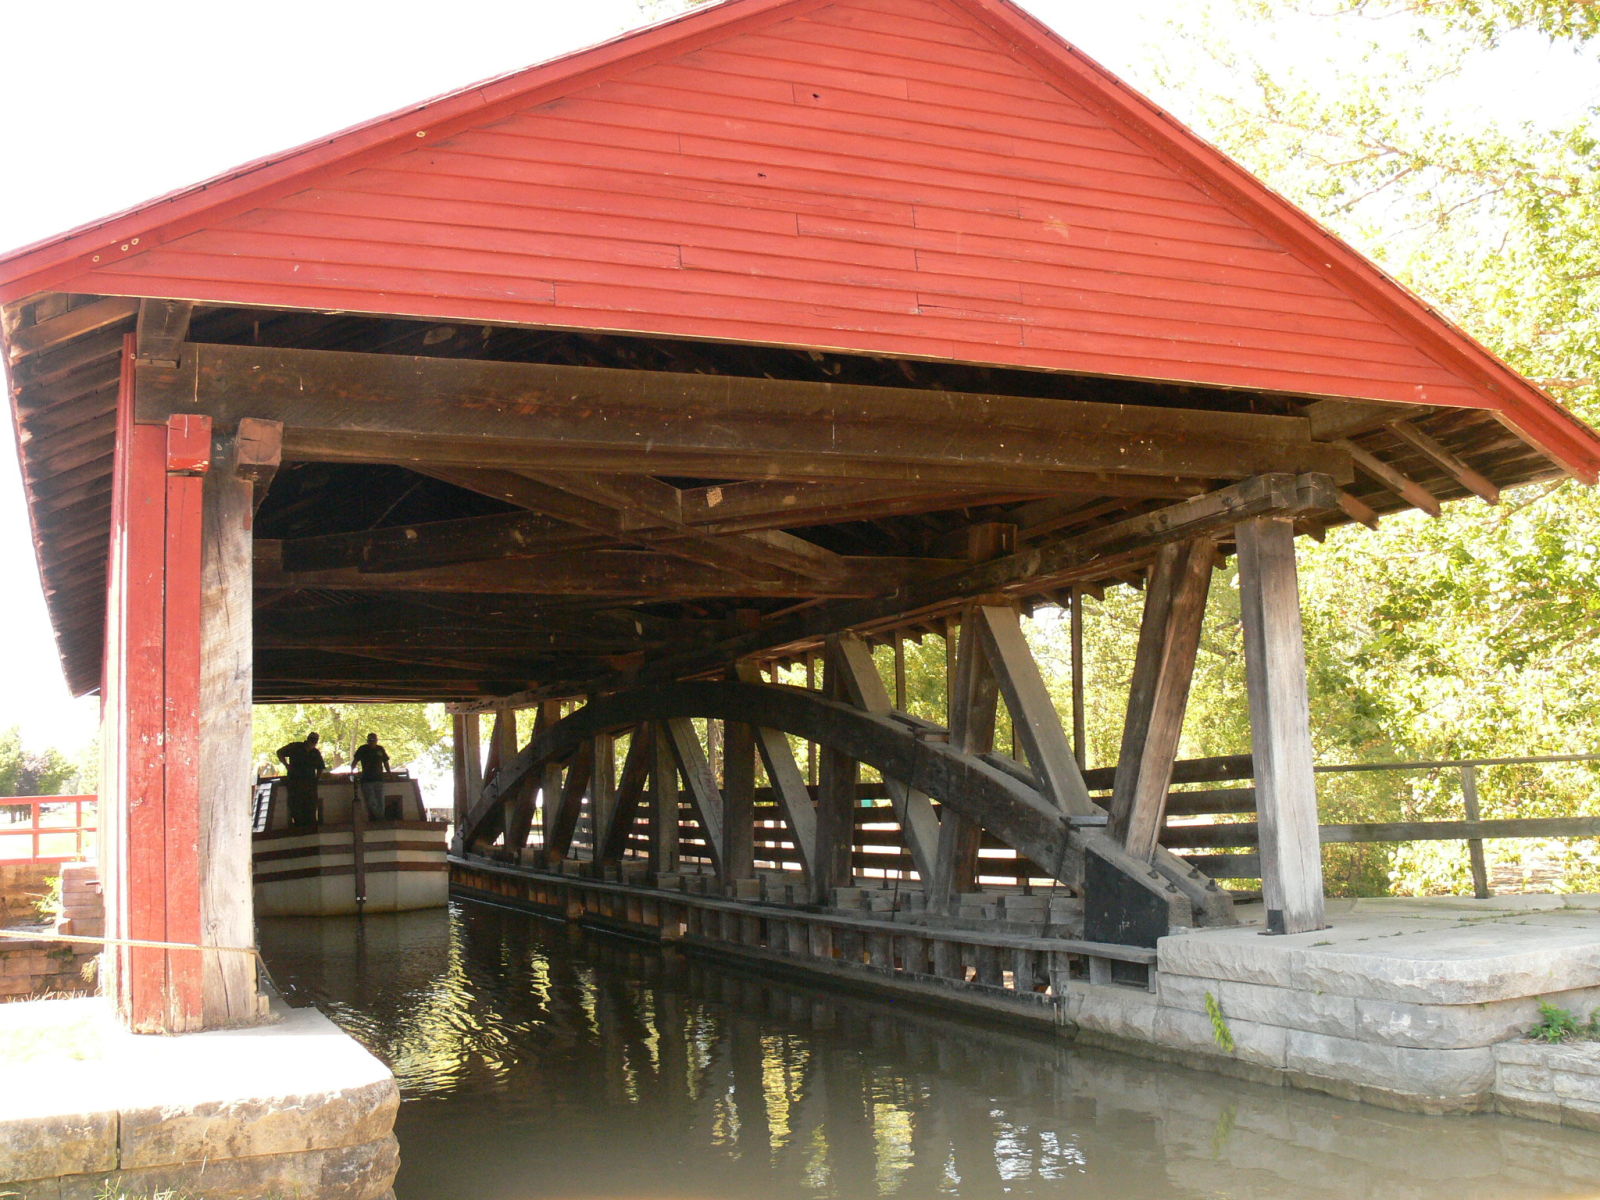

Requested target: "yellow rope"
[{"left": 0, "top": 927, "right": 262, "bottom": 958}]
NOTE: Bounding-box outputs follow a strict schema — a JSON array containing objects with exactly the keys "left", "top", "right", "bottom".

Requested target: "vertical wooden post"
[
  {"left": 601, "top": 725, "right": 653, "bottom": 863},
  {"left": 198, "top": 431, "right": 262, "bottom": 1025},
  {"left": 1237, "top": 516, "right": 1326, "bottom": 934},
  {"left": 1108, "top": 540, "right": 1216, "bottom": 860},
  {"left": 590, "top": 732, "right": 617, "bottom": 861},
  {"left": 892, "top": 631, "right": 907, "bottom": 711},
  {"left": 103, "top": 342, "right": 256, "bottom": 1031},
  {"left": 929, "top": 611, "right": 998, "bottom": 911},
  {"left": 451, "top": 714, "right": 473, "bottom": 838},
  {"left": 1070, "top": 587, "right": 1087, "bottom": 770},
  {"left": 538, "top": 699, "right": 563, "bottom": 847},
  {"left": 462, "top": 713, "right": 483, "bottom": 808},
  {"left": 804, "top": 651, "right": 817, "bottom": 785},
  {"left": 722, "top": 716, "right": 756, "bottom": 885},
  {"left": 649, "top": 723, "right": 680, "bottom": 873},
  {"left": 813, "top": 636, "right": 858, "bottom": 904},
  {"left": 826, "top": 636, "right": 936, "bottom": 883},
  {"left": 160, "top": 415, "right": 207, "bottom": 1031},
  {"left": 1461, "top": 764, "right": 1490, "bottom": 899}
]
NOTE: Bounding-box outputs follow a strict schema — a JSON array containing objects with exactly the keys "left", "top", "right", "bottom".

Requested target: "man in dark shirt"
[
  {"left": 277, "top": 732, "right": 326, "bottom": 828},
  {"left": 351, "top": 733, "right": 391, "bottom": 822}
]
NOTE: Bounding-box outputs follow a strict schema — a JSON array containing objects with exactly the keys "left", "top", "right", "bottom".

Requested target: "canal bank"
[
  {"left": 262, "top": 901, "right": 1600, "bottom": 1199},
  {"left": 452, "top": 858, "right": 1600, "bottom": 1122}
]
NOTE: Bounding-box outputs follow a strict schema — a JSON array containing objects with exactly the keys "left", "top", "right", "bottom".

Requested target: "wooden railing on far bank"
[
  {"left": 1079, "top": 753, "right": 1600, "bottom": 899},
  {"left": 0, "top": 795, "right": 96, "bottom": 864}
]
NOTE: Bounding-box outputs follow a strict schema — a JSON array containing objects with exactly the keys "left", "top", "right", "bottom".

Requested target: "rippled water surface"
[{"left": 258, "top": 902, "right": 1600, "bottom": 1200}]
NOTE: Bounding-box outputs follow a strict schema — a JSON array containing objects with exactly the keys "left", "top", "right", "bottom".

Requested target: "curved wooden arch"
[{"left": 459, "top": 679, "right": 1082, "bottom": 883}]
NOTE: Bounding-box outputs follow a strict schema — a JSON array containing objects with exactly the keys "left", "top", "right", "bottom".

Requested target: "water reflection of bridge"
[{"left": 261, "top": 908, "right": 1600, "bottom": 1200}]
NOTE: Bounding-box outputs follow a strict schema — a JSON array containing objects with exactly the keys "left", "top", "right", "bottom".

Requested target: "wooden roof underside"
[{"left": 2, "top": 297, "right": 1563, "bottom": 702}]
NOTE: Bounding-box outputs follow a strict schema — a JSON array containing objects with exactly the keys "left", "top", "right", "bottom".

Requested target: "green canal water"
[{"left": 258, "top": 902, "right": 1600, "bottom": 1199}]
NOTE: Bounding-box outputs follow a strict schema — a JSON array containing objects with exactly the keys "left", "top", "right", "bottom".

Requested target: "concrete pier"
[{"left": 0, "top": 996, "right": 398, "bottom": 1199}]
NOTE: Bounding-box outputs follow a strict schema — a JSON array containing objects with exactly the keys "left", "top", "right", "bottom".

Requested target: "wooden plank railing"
[
  {"left": 0, "top": 795, "right": 97, "bottom": 864},
  {"left": 1083, "top": 753, "right": 1600, "bottom": 898}
]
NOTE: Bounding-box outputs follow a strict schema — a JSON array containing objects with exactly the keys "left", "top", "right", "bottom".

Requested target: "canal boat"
[{"left": 250, "top": 772, "right": 449, "bottom": 916}]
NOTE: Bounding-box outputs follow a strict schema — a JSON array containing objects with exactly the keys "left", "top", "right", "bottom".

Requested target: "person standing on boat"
[
  {"left": 277, "top": 732, "right": 326, "bottom": 828},
  {"left": 351, "top": 733, "right": 391, "bottom": 822}
]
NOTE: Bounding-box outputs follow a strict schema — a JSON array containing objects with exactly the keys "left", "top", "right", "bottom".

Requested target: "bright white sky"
[{"left": 0, "top": 0, "right": 1594, "bottom": 756}]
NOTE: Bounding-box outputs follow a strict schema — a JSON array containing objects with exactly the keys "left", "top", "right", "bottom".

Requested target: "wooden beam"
[
  {"left": 136, "top": 344, "right": 1352, "bottom": 484},
  {"left": 461, "top": 679, "right": 1080, "bottom": 890},
  {"left": 1237, "top": 517, "right": 1325, "bottom": 934},
  {"left": 973, "top": 605, "right": 1097, "bottom": 817},
  {"left": 734, "top": 662, "right": 818, "bottom": 884},
  {"left": 1335, "top": 489, "right": 1381, "bottom": 529},
  {"left": 530, "top": 470, "right": 855, "bottom": 582},
  {"left": 197, "top": 431, "right": 261, "bottom": 1024},
  {"left": 1107, "top": 540, "right": 1216, "bottom": 859},
  {"left": 599, "top": 725, "right": 653, "bottom": 863},
  {"left": 134, "top": 300, "right": 194, "bottom": 366},
  {"left": 542, "top": 741, "right": 594, "bottom": 864},
  {"left": 512, "top": 704, "right": 563, "bottom": 857},
  {"left": 664, "top": 718, "right": 725, "bottom": 879},
  {"left": 450, "top": 714, "right": 474, "bottom": 850},
  {"left": 825, "top": 634, "right": 938, "bottom": 884},
  {"left": 648, "top": 723, "right": 680, "bottom": 872},
  {"left": 1304, "top": 398, "right": 1414, "bottom": 441},
  {"left": 259, "top": 540, "right": 955, "bottom": 598},
  {"left": 453, "top": 473, "right": 1339, "bottom": 713},
  {"left": 281, "top": 510, "right": 582, "bottom": 574},
  {"left": 1336, "top": 438, "right": 1442, "bottom": 516},
  {"left": 1070, "top": 587, "right": 1087, "bottom": 769},
  {"left": 1387, "top": 421, "right": 1500, "bottom": 503},
  {"left": 813, "top": 637, "right": 859, "bottom": 903},
  {"left": 721, "top": 713, "right": 756, "bottom": 885},
  {"left": 589, "top": 732, "right": 617, "bottom": 863},
  {"left": 233, "top": 417, "right": 282, "bottom": 517},
  {"left": 929, "top": 611, "right": 999, "bottom": 911}
]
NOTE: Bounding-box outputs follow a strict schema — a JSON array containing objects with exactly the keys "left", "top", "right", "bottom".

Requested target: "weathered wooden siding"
[{"left": 55, "top": 0, "right": 1487, "bottom": 409}]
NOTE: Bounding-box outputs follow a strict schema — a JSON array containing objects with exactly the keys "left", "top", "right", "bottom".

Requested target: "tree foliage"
[
  {"left": 0, "top": 726, "right": 77, "bottom": 796},
  {"left": 251, "top": 704, "right": 451, "bottom": 778}
]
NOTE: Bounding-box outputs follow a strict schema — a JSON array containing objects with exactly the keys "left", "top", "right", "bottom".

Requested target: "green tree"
[
  {"left": 0, "top": 727, "right": 76, "bottom": 797},
  {"left": 1138, "top": 0, "right": 1600, "bottom": 892},
  {"left": 252, "top": 704, "right": 451, "bottom": 778}
]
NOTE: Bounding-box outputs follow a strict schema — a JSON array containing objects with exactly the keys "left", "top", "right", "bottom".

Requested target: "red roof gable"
[{"left": 5, "top": 0, "right": 1597, "bottom": 480}]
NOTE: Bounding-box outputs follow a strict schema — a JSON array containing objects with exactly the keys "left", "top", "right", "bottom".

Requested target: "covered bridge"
[{"left": 4, "top": 0, "right": 1598, "bottom": 1032}]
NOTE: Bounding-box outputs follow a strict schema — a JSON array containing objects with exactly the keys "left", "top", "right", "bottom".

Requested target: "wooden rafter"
[
  {"left": 1386, "top": 420, "right": 1500, "bottom": 503},
  {"left": 1336, "top": 438, "right": 1442, "bottom": 516}
]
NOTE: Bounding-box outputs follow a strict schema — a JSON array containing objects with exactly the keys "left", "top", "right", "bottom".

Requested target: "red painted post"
[
  {"left": 163, "top": 413, "right": 210, "bottom": 1027},
  {"left": 103, "top": 339, "right": 212, "bottom": 1033}
]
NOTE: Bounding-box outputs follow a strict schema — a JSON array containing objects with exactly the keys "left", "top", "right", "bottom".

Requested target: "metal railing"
[{"left": 0, "top": 795, "right": 97, "bottom": 864}]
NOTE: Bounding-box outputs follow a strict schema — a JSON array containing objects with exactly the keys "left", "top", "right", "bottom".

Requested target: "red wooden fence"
[{"left": 0, "top": 795, "right": 97, "bottom": 864}]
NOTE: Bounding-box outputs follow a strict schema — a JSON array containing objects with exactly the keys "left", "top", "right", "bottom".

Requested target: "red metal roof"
[{"left": 4, "top": 0, "right": 1597, "bottom": 480}]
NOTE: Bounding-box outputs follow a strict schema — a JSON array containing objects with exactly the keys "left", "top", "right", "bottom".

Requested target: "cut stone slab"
[
  {"left": 0, "top": 996, "right": 398, "bottom": 1199},
  {"left": 1158, "top": 905, "right": 1600, "bottom": 1004}
]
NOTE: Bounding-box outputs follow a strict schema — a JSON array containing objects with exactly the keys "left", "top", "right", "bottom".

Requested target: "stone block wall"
[
  {"left": 0, "top": 934, "right": 96, "bottom": 1001},
  {"left": 1494, "top": 1040, "right": 1600, "bottom": 1129},
  {"left": 0, "top": 862, "right": 57, "bottom": 927},
  {"left": 1066, "top": 900, "right": 1600, "bottom": 1115},
  {"left": 1, "top": 862, "right": 101, "bottom": 1001}
]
